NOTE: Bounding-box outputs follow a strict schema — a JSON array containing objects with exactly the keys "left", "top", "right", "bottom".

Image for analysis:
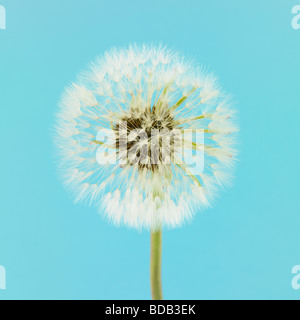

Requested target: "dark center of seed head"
[{"left": 113, "top": 106, "right": 176, "bottom": 171}]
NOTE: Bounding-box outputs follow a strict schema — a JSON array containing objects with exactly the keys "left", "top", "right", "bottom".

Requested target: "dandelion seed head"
[{"left": 55, "top": 44, "right": 238, "bottom": 230}]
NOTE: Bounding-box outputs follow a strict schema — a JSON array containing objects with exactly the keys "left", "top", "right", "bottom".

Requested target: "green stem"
[{"left": 150, "top": 229, "right": 163, "bottom": 300}]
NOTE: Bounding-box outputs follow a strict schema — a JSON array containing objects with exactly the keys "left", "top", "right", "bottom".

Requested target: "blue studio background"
[{"left": 0, "top": 0, "right": 300, "bottom": 300}]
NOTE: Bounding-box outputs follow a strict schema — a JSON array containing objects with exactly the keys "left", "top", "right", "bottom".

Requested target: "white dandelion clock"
[{"left": 54, "top": 44, "right": 238, "bottom": 300}]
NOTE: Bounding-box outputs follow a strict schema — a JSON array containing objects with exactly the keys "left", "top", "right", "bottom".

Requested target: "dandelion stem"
[{"left": 150, "top": 229, "right": 163, "bottom": 300}]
